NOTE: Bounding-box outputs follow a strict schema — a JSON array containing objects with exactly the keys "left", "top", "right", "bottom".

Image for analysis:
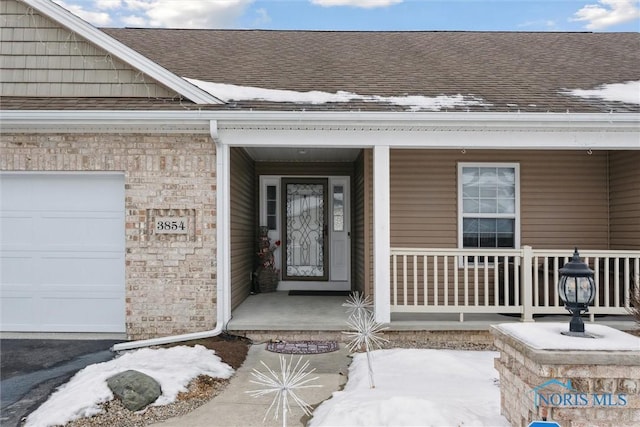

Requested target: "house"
[{"left": 1, "top": 0, "right": 639, "bottom": 343}]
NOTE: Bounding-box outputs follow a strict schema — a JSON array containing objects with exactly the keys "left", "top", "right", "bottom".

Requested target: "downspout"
[{"left": 112, "top": 120, "right": 230, "bottom": 351}]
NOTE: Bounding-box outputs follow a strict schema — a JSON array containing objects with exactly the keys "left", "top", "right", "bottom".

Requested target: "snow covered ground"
[
  {"left": 24, "top": 345, "right": 234, "bottom": 427},
  {"left": 309, "top": 348, "right": 509, "bottom": 427},
  {"left": 24, "top": 345, "right": 508, "bottom": 427}
]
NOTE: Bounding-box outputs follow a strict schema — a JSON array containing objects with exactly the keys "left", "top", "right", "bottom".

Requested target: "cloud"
[
  {"left": 311, "top": 0, "right": 402, "bottom": 9},
  {"left": 56, "top": 0, "right": 253, "bottom": 28},
  {"left": 517, "top": 19, "right": 558, "bottom": 30},
  {"left": 571, "top": 0, "right": 640, "bottom": 30},
  {"left": 138, "top": 0, "right": 253, "bottom": 28},
  {"left": 95, "top": 0, "right": 122, "bottom": 9},
  {"left": 53, "top": 1, "right": 112, "bottom": 25},
  {"left": 121, "top": 14, "right": 147, "bottom": 26},
  {"left": 123, "top": 0, "right": 151, "bottom": 10},
  {"left": 253, "top": 8, "right": 271, "bottom": 26}
]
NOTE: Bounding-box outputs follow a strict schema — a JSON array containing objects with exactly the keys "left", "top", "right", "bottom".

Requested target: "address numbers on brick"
[{"left": 154, "top": 217, "right": 188, "bottom": 234}]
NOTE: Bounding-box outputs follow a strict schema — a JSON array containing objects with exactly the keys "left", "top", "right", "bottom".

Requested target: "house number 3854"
[{"left": 154, "top": 217, "right": 188, "bottom": 234}]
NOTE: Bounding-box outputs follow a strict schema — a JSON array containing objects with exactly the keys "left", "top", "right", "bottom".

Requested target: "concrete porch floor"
[{"left": 225, "top": 291, "right": 637, "bottom": 333}]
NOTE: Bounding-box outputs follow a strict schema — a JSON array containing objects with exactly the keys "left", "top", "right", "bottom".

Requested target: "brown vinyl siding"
[
  {"left": 230, "top": 148, "right": 256, "bottom": 309},
  {"left": 390, "top": 151, "right": 457, "bottom": 247},
  {"left": 390, "top": 149, "right": 610, "bottom": 250},
  {"left": 0, "top": 0, "right": 177, "bottom": 98},
  {"left": 520, "top": 152, "right": 609, "bottom": 249},
  {"left": 353, "top": 150, "right": 373, "bottom": 295},
  {"left": 609, "top": 151, "right": 640, "bottom": 250}
]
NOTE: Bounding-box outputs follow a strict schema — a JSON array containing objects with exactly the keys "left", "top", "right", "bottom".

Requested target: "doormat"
[
  {"left": 288, "top": 290, "right": 351, "bottom": 296},
  {"left": 266, "top": 340, "right": 339, "bottom": 354}
]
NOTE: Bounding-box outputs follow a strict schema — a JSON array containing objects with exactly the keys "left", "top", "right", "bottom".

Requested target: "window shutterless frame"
[{"left": 457, "top": 162, "right": 520, "bottom": 264}]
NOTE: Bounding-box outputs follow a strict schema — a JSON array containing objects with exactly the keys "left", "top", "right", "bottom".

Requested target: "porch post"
[
  {"left": 521, "top": 245, "right": 534, "bottom": 322},
  {"left": 373, "top": 145, "right": 391, "bottom": 323},
  {"left": 214, "top": 126, "right": 232, "bottom": 327}
]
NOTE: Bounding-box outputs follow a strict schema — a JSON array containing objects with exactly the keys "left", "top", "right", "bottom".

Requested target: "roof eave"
[
  {"left": 2, "top": 110, "right": 638, "bottom": 150},
  {"left": 1, "top": 109, "right": 638, "bottom": 126}
]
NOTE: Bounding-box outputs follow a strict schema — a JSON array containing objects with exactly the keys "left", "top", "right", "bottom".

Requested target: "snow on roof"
[
  {"left": 184, "top": 77, "right": 491, "bottom": 111},
  {"left": 563, "top": 80, "right": 640, "bottom": 105},
  {"left": 495, "top": 322, "right": 640, "bottom": 351}
]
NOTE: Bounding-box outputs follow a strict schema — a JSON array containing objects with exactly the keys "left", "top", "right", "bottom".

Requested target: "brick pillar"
[{"left": 491, "top": 323, "right": 640, "bottom": 427}]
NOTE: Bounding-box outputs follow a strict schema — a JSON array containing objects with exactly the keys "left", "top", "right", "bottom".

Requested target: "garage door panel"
[
  {"left": 40, "top": 255, "right": 125, "bottom": 286},
  {"left": 38, "top": 215, "right": 124, "bottom": 251},
  {"left": 0, "top": 176, "right": 34, "bottom": 209},
  {"left": 2, "top": 174, "right": 123, "bottom": 212},
  {"left": 0, "top": 173, "right": 125, "bottom": 333},
  {"left": 0, "top": 215, "right": 35, "bottom": 249},
  {"left": 41, "top": 294, "right": 125, "bottom": 333},
  {"left": 1, "top": 255, "right": 36, "bottom": 284},
  {"left": 0, "top": 296, "right": 36, "bottom": 330}
]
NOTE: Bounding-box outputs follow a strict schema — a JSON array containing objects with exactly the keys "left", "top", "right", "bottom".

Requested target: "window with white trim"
[{"left": 458, "top": 163, "right": 520, "bottom": 254}]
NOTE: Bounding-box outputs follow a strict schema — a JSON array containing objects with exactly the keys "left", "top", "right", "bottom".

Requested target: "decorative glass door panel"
[{"left": 282, "top": 178, "right": 328, "bottom": 280}]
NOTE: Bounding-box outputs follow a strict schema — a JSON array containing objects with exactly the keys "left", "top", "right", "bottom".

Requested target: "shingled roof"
[
  {"left": 96, "top": 29, "right": 639, "bottom": 113},
  {"left": 3, "top": 29, "right": 639, "bottom": 113}
]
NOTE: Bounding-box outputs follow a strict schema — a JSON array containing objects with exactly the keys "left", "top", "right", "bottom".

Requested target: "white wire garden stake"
[
  {"left": 342, "top": 291, "right": 373, "bottom": 317},
  {"left": 343, "top": 309, "right": 389, "bottom": 388},
  {"left": 246, "top": 355, "right": 321, "bottom": 427}
]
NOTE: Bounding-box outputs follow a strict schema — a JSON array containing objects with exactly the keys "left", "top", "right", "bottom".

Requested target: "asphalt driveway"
[{"left": 1, "top": 339, "right": 120, "bottom": 427}]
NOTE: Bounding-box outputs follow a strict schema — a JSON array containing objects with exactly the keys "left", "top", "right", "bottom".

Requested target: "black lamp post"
[{"left": 558, "top": 248, "right": 596, "bottom": 337}]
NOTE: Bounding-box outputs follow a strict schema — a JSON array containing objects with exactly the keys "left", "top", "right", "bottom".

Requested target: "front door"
[
  {"left": 259, "top": 176, "right": 350, "bottom": 291},
  {"left": 282, "top": 178, "right": 328, "bottom": 281}
]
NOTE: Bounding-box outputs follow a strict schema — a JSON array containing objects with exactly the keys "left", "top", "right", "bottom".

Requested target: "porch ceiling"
[{"left": 244, "top": 147, "right": 361, "bottom": 162}]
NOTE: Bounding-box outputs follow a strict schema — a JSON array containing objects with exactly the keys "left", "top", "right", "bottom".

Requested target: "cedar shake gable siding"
[{"left": 0, "top": 0, "right": 179, "bottom": 100}]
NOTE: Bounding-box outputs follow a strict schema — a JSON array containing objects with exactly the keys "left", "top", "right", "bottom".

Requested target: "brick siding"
[{"left": 1, "top": 133, "right": 217, "bottom": 339}]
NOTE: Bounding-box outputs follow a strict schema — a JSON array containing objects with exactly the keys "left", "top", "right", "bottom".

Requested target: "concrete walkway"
[{"left": 150, "top": 343, "right": 351, "bottom": 427}]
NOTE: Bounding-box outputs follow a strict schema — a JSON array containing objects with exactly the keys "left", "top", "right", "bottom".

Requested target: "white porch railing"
[{"left": 390, "top": 246, "right": 639, "bottom": 321}]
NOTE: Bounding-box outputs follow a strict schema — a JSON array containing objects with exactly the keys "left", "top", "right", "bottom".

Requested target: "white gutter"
[
  {"left": 2, "top": 110, "right": 639, "bottom": 127},
  {"left": 3, "top": 110, "right": 638, "bottom": 149},
  {"left": 112, "top": 120, "right": 230, "bottom": 352}
]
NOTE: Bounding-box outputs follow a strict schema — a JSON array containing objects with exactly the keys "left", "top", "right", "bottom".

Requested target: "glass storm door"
[{"left": 282, "top": 178, "right": 328, "bottom": 281}]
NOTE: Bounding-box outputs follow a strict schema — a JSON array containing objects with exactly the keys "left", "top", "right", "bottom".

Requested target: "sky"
[{"left": 53, "top": 0, "right": 640, "bottom": 32}]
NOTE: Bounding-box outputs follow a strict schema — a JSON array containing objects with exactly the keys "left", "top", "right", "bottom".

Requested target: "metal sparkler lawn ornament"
[
  {"left": 247, "top": 355, "right": 321, "bottom": 427},
  {"left": 342, "top": 291, "right": 373, "bottom": 317},
  {"left": 343, "top": 309, "right": 389, "bottom": 389}
]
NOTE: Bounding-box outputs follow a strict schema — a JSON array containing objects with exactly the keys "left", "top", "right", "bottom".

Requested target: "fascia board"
[
  {"left": 2, "top": 110, "right": 638, "bottom": 149},
  {"left": 217, "top": 128, "right": 640, "bottom": 150},
  {"left": 22, "top": 0, "right": 222, "bottom": 105},
  {"left": 212, "top": 111, "right": 640, "bottom": 128},
  {"left": 1, "top": 110, "right": 638, "bottom": 129}
]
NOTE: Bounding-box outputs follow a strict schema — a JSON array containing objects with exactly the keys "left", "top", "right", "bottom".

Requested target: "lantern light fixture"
[{"left": 557, "top": 248, "right": 596, "bottom": 337}]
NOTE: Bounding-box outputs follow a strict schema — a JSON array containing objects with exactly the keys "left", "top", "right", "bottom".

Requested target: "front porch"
[
  {"left": 225, "top": 293, "right": 636, "bottom": 346},
  {"left": 225, "top": 247, "right": 638, "bottom": 343},
  {"left": 224, "top": 146, "right": 639, "bottom": 342}
]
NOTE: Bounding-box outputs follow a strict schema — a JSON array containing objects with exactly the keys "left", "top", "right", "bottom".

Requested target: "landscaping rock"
[{"left": 106, "top": 370, "right": 161, "bottom": 412}]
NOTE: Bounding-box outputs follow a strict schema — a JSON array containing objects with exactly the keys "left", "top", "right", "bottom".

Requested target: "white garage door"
[{"left": 1, "top": 173, "right": 125, "bottom": 333}]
